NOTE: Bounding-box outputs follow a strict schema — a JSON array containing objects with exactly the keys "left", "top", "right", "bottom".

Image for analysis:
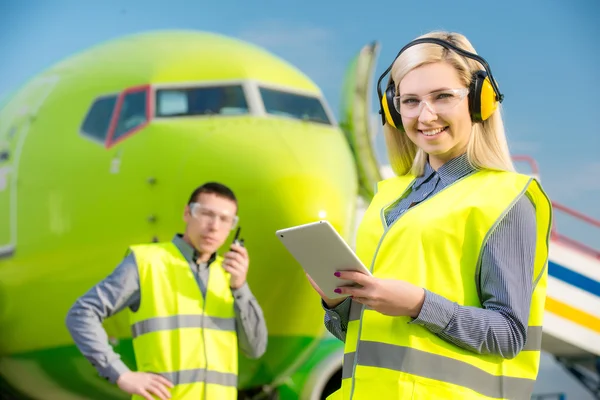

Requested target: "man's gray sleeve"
[
  {"left": 232, "top": 283, "right": 268, "bottom": 358},
  {"left": 65, "top": 253, "right": 141, "bottom": 383}
]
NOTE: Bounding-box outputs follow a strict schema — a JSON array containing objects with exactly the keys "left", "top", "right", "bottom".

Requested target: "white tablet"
[{"left": 275, "top": 220, "right": 372, "bottom": 299}]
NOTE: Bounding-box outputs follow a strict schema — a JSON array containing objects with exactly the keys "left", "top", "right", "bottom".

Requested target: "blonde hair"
[{"left": 383, "top": 31, "right": 515, "bottom": 176}]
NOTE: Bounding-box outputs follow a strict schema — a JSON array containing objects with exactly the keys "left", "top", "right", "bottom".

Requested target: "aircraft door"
[{"left": 0, "top": 75, "right": 59, "bottom": 258}]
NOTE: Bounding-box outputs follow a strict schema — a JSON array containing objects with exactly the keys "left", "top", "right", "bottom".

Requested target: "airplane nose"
[
  {"left": 229, "top": 120, "right": 359, "bottom": 240},
  {"left": 268, "top": 173, "right": 354, "bottom": 234},
  {"left": 225, "top": 121, "right": 359, "bottom": 327}
]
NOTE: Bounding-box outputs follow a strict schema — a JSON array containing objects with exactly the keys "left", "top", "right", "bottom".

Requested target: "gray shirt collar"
[{"left": 172, "top": 234, "right": 216, "bottom": 266}]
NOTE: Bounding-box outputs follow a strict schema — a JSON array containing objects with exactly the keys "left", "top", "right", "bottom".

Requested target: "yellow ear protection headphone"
[{"left": 377, "top": 37, "right": 504, "bottom": 129}]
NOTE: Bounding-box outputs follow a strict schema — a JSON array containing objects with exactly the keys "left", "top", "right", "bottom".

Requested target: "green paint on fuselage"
[{"left": 0, "top": 29, "right": 358, "bottom": 398}]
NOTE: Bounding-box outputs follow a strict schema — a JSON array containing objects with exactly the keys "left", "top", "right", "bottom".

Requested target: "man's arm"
[
  {"left": 410, "top": 195, "right": 537, "bottom": 359},
  {"left": 232, "top": 283, "right": 268, "bottom": 359},
  {"left": 65, "top": 253, "right": 141, "bottom": 383},
  {"left": 322, "top": 298, "right": 352, "bottom": 342}
]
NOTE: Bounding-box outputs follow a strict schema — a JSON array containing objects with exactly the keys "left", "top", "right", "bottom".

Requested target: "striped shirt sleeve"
[
  {"left": 410, "top": 194, "right": 537, "bottom": 358},
  {"left": 323, "top": 298, "right": 352, "bottom": 342}
]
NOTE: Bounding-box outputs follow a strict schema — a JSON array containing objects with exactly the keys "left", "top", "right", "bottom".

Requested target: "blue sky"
[
  {"left": 2, "top": 1, "right": 598, "bottom": 234},
  {"left": 0, "top": 1, "right": 598, "bottom": 397}
]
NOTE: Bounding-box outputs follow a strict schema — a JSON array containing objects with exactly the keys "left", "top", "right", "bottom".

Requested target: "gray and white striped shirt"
[{"left": 323, "top": 153, "right": 537, "bottom": 359}]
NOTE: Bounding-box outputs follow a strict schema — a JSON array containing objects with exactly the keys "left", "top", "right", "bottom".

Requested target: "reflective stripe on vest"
[
  {"left": 334, "top": 170, "right": 552, "bottom": 400},
  {"left": 160, "top": 368, "right": 237, "bottom": 387},
  {"left": 131, "top": 314, "right": 236, "bottom": 338},
  {"left": 341, "top": 342, "right": 535, "bottom": 399},
  {"left": 127, "top": 242, "right": 238, "bottom": 400}
]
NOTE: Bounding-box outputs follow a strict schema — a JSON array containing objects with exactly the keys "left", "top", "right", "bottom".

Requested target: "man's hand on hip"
[
  {"left": 117, "top": 371, "right": 173, "bottom": 400},
  {"left": 223, "top": 243, "right": 249, "bottom": 290}
]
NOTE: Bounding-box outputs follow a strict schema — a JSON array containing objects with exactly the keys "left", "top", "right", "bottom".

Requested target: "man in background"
[{"left": 66, "top": 182, "right": 267, "bottom": 400}]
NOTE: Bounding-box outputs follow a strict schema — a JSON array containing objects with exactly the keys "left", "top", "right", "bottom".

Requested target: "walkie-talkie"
[{"left": 232, "top": 226, "right": 244, "bottom": 248}]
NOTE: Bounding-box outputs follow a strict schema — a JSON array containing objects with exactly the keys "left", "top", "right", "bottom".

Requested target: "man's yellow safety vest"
[
  {"left": 328, "top": 169, "right": 552, "bottom": 400},
  {"left": 127, "top": 242, "right": 238, "bottom": 400}
]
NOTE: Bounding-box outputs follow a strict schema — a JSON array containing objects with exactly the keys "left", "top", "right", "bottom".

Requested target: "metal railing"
[{"left": 512, "top": 155, "right": 600, "bottom": 260}]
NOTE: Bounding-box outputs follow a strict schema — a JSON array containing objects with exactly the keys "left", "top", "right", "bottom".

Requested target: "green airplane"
[{"left": 0, "top": 30, "right": 382, "bottom": 399}]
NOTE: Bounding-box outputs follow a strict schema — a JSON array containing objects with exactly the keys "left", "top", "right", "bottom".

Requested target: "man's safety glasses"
[{"left": 189, "top": 203, "right": 239, "bottom": 230}]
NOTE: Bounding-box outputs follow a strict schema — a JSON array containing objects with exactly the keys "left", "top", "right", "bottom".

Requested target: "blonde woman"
[{"left": 307, "top": 31, "right": 552, "bottom": 399}]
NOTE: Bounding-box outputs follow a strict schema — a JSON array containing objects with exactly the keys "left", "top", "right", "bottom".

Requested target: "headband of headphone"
[{"left": 377, "top": 37, "right": 504, "bottom": 129}]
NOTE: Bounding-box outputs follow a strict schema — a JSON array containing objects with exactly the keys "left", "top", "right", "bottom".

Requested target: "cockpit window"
[
  {"left": 259, "top": 87, "right": 331, "bottom": 125},
  {"left": 81, "top": 95, "right": 117, "bottom": 142},
  {"left": 81, "top": 85, "right": 150, "bottom": 148},
  {"left": 155, "top": 85, "right": 249, "bottom": 117},
  {"left": 113, "top": 89, "right": 148, "bottom": 141}
]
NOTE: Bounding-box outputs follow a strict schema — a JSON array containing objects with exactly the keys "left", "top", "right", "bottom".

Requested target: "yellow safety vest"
[
  {"left": 328, "top": 169, "right": 552, "bottom": 400},
  {"left": 127, "top": 242, "right": 238, "bottom": 400}
]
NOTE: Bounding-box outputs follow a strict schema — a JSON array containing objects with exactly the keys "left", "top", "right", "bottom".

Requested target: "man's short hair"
[{"left": 188, "top": 182, "right": 237, "bottom": 206}]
